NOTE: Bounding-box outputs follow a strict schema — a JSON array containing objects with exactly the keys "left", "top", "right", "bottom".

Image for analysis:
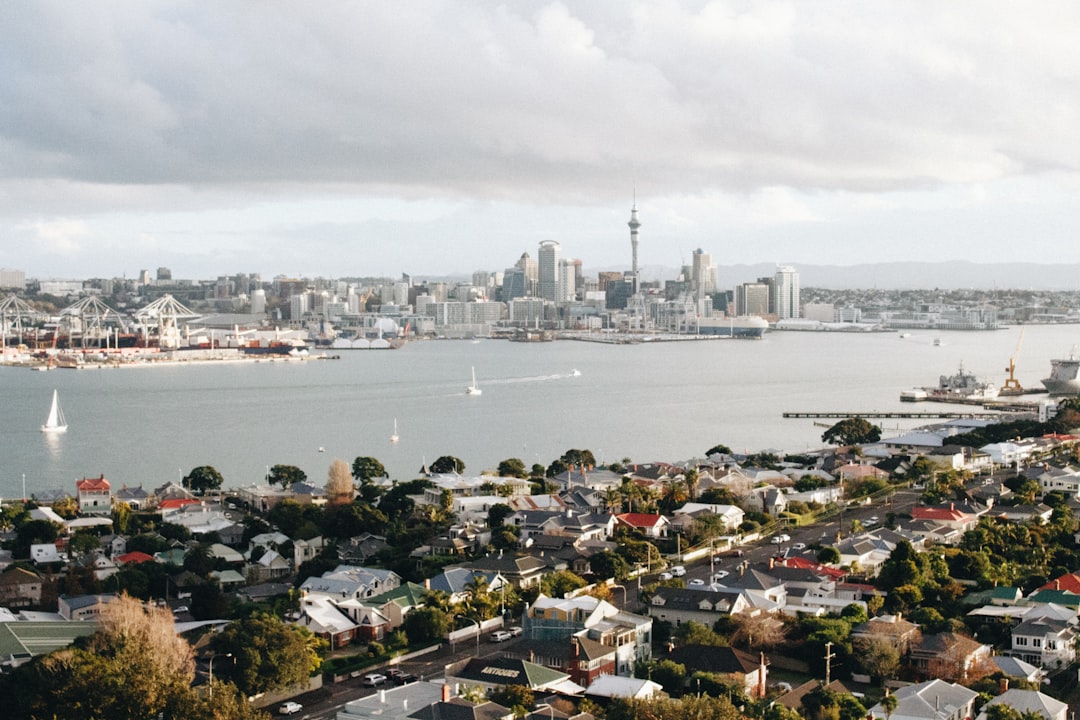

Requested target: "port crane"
[{"left": 1001, "top": 328, "right": 1025, "bottom": 395}]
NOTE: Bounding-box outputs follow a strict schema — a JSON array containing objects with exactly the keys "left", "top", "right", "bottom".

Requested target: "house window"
[
  {"left": 1016, "top": 637, "right": 1028, "bottom": 646},
  {"left": 1033, "top": 638, "right": 1042, "bottom": 648}
]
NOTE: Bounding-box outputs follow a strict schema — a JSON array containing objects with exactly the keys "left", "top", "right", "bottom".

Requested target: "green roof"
[
  {"left": 0, "top": 621, "right": 99, "bottom": 659},
  {"left": 1027, "top": 589, "right": 1080, "bottom": 607},
  {"left": 366, "top": 581, "right": 429, "bottom": 609}
]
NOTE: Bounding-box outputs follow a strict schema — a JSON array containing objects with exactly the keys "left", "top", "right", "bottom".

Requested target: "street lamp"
[
  {"left": 455, "top": 614, "right": 480, "bottom": 656},
  {"left": 609, "top": 584, "right": 627, "bottom": 610},
  {"left": 208, "top": 652, "right": 234, "bottom": 698}
]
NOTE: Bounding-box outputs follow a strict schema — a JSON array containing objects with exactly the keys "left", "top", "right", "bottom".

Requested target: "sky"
[{"left": 3, "top": 1, "right": 1080, "bottom": 282}]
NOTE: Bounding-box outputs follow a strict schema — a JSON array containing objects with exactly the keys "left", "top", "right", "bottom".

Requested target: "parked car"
[
  {"left": 393, "top": 671, "right": 417, "bottom": 685},
  {"left": 688, "top": 578, "right": 705, "bottom": 586},
  {"left": 659, "top": 571, "right": 673, "bottom": 581},
  {"left": 670, "top": 565, "right": 686, "bottom": 577},
  {"left": 386, "top": 668, "right": 404, "bottom": 681},
  {"left": 868, "top": 516, "right": 879, "bottom": 525},
  {"left": 713, "top": 570, "right": 730, "bottom": 581},
  {"left": 489, "top": 630, "right": 513, "bottom": 643},
  {"left": 507, "top": 626, "right": 523, "bottom": 637},
  {"left": 792, "top": 542, "right": 807, "bottom": 550},
  {"left": 770, "top": 536, "right": 783, "bottom": 544},
  {"left": 279, "top": 702, "right": 303, "bottom": 715},
  {"left": 172, "top": 605, "right": 189, "bottom": 614},
  {"left": 362, "top": 673, "right": 388, "bottom": 686}
]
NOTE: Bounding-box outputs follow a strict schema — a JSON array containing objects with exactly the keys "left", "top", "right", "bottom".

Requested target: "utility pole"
[{"left": 824, "top": 641, "right": 836, "bottom": 686}]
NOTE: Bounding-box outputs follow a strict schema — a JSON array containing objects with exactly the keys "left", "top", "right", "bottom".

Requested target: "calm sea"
[{"left": 2, "top": 325, "right": 1078, "bottom": 500}]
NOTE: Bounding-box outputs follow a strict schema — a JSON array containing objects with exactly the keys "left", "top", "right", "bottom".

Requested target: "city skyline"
[{"left": 3, "top": 3, "right": 1080, "bottom": 279}]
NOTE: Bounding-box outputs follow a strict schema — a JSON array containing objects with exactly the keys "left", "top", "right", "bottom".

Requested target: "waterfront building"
[
  {"left": 774, "top": 265, "right": 800, "bottom": 319},
  {"left": 736, "top": 282, "right": 770, "bottom": 316},
  {"left": 538, "top": 241, "right": 561, "bottom": 303}
]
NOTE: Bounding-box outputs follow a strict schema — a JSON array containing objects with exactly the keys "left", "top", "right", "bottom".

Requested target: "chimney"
[
  {"left": 1000, "top": 678, "right": 1009, "bottom": 693},
  {"left": 571, "top": 636, "right": 580, "bottom": 658},
  {"left": 758, "top": 652, "right": 767, "bottom": 698},
  {"left": 769, "top": 557, "right": 775, "bottom": 570},
  {"left": 950, "top": 502, "right": 954, "bottom": 511},
  {"left": 529, "top": 650, "right": 535, "bottom": 662},
  {"left": 442, "top": 683, "right": 451, "bottom": 702},
  {"left": 424, "top": 578, "right": 431, "bottom": 590},
  {"left": 1055, "top": 579, "right": 1060, "bottom": 590}
]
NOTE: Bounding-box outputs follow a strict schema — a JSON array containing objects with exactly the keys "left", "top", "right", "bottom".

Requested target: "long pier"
[{"left": 783, "top": 411, "right": 986, "bottom": 419}]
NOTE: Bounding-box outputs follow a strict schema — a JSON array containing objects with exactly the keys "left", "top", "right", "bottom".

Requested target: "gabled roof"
[
  {"left": 1038, "top": 572, "right": 1080, "bottom": 593},
  {"left": 76, "top": 475, "right": 110, "bottom": 492},
  {"left": 980, "top": 690, "right": 1067, "bottom": 720},
  {"left": 873, "top": 679, "right": 978, "bottom": 720},
  {"left": 408, "top": 697, "right": 513, "bottom": 720},
  {"left": 452, "top": 656, "right": 570, "bottom": 689},
  {"left": 667, "top": 644, "right": 760, "bottom": 675},
  {"left": 115, "top": 551, "right": 156, "bottom": 565},
  {"left": 614, "top": 513, "right": 667, "bottom": 529}
]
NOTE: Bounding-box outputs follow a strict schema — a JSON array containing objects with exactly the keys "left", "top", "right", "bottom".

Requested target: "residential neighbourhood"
[{"left": 5, "top": 413, "right": 1080, "bottom": 720}]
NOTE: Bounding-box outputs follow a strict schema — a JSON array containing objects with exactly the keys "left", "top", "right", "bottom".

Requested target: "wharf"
[{"left": 784, "top": 411, "right": 989, "bottom": 419}]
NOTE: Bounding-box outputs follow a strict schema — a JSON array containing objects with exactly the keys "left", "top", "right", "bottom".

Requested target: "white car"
[
  {"left": 792, "top": 542, "right": 807, "bottom": 550},
  {"left": 770, "top": 536, "right": 783, "bottom": 544},
  {"left": 362, "top": 673, "right": 388, "bottom": 686},
  {"left": 659, "top": 571, "right": 673, "bottom": 581},
  {"left": 688, "top": 578, "right": 705, "bottom": 586},
  {"left": 279, "top": 702, "right": 303, "bottom": 715},
  {"left": 868, "top": 516, "right": 879, "bottom": 524},
  {"left": 489, "top": 630, "right": 513, "bottom": 643},
  {"left": 712, "top": 571, "right": 730, "bottom": 581},
  {"left": 670, "top": 565, "right": 686, "bottom": 577}
]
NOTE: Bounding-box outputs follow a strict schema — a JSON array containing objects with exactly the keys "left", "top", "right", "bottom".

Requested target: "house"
[
  {"left": 425, "top": 567, "right": 508, "bottom": 605},
  {"left": 910, "top": 502, "right": 983, "bottom": 534},
  {"left": 506, "top": 634, "right": 617, "bottom": 687},
  {"left": 583, "top": 674, "right": 664, "bottom": 702},
  {"left": 525, "top": 594, "right": 652, "bottom": 675},
  {"left": 648, "top": 583, "right": 782, "bottom": 628},
  {"left": 113, "top": 485, "right": 151, "bottom": 510},
  {"left": 671, "top": 503, "right": 745, "bottom": 532},
  {"left": 458, "top": 554, "right": 548, "bottom": 590},
  {"left": 991, "top": 504, "right": 1053, "bottom": 525},
  {"left": 976, "top": 690, "right": 1068, "bottom": 720},
  {"left": 666, "top": 644, "right": 767, "bottom": 698},
  {"left": 852, "top": 614, "right": 921, "bottom": 654},
  {"left": 58, "top": 593, "right": 117, "bottom": 621},
  {"left": 76, "top": 475, "right": 112, "bottom": 515},
  {"left": 445, "top": 656, "right": 577, "bottom": 695},
  {"left": 1037, "top": 464, "right": 1080, "bottom": 496},
  {"left": 775, "top": 680, "right": 855, "bottom": 715},
  {"left": 1010, "top": 617, "right": 1078, "bottom": 669},
  {"left": 336, "top": 680, "right": 449, "bottom": 720},
  {"left": 867, "top": 679, "right": 978, "bottom": 720},
  {"left": 408, "top": 696, "right": 515, "bottom": 720},
  {"left": 614, "top": 513, "right": 670, "bottom": 539},
  {"left": 296, "top": 593, "right": 357, "bottom": 649},
  {"left": 247, "top": 548, "right": 291, "bottom": 581},
  {"left": 300, "top": 564, "right": 402, "bottom": 601},
  {"left": 0, "top": 566, "right": 43, "bottom": 608},
  {"left": 909, "top": 632, "right": 992, "bottom": 683}
]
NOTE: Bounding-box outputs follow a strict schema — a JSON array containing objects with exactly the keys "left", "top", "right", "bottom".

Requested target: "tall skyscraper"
[
  {"left": 515, "top": 252, "right": 538, "bottom": 297},
  {"left": 774, "top": 265, "right": 800, "bottom": 319},
  {"left": 627, "top": 198, "right": 641, "bottom": 295},
  {"left": 691, "top": 248, "right": 714, "bottom": 300},
  {"left": 538, "top": 240, "right": 561, "bottom": 302},
  {"left": 735, "top": 282, "right": 770, "bottom": 316}
]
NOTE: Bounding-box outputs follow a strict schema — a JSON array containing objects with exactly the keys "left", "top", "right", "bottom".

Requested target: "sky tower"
[{"left": 627, "top": 194, "right": 641, "bottom": 295}]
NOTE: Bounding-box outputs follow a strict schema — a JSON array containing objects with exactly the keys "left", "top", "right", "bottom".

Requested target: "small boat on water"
[
  {"left": 466, "top": 367, "right": 482, "bottom": 396},
  {"left": 390, "top": 418, "right": 400, "bottom": 443},
  {"left": 570, "top": 369, "right": 581, "bottom": 377},
  {"left": 41, "top": 389, "right": 68, "bottom": 433}
]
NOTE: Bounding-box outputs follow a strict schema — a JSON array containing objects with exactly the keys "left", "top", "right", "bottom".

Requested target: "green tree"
[
  {"left": 490, "top": 684, "right": 535, "bottom": 714},
  {"left": 211, "top": 614, "right": 324, "bottom": 696},
  {"left": 184, "top": 465, "right": 224, "bottom": 495},
  {"left": 640, "top": 658, "right": 687, "bottom": 696},
  {"left": 351, "top": 456, "right": 388, "bottom": 481},
  {"left": 268, "top": 464, "right": 308, "bottom": 489},
  {"left": 589, "top": 550, "right": 630, "bottom": 581},
  {"left": 430, "top": 455, "right": 465, "bottom": 474},
  {"left": 111, "top": 501, "right": 133, "bottom": 534},
  {"left": 541, "top": 570, "right": 588, "bottom": 598},
  {"left": 821, "top": 417, "right": 882, "bottom": 446},
  {"left": 497, "top": 458, "right": 528, "bottom": 478},
  {"left": 705, "top": 443, "right": 732, "bottom": 457},
  {"left": 817, "top": 546, "right": 841, "bottom": 564},
  {"left": 487, "top": 503, "right": 514, "bottom": 529},
  {"left": 403, "top": 606, "right": 450, "bottom": 644},
  {"left": 0, "top": 593, "right": 261, "bottom": 720}
]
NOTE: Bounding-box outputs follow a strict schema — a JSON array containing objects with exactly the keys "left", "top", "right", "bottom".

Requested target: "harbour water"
[{"left": 2, "top": 324, "right": 1079, "bottom": 501}]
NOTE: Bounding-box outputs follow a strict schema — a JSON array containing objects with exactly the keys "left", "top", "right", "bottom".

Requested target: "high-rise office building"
[
  {"left": 691, "top": 248, "right": 715, "bottom": 300},
  {"left": 515, "top": 252, "right": 538, "bottom": 297},
  {"left": 736, "top": 282, "right": 770, "bottom": 316},
  {"left": 538, "top": 240, "right": 561, "bottom": 302},
  {"left": 774, "top": 265, "right": 800, "bottom": 319}
]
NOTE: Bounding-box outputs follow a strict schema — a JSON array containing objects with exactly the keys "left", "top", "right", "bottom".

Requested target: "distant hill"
[{"left": 625, "top": 261, "right": 1080, "bottom": 291}]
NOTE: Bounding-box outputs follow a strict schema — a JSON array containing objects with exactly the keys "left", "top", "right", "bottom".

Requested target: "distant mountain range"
[{"left": 625, "top": 261, "right": 1080, "bottom": 291}]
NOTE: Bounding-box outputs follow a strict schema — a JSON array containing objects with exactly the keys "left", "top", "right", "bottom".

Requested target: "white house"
[{"left": 868, "top": 680, "right": 978, "bottom": 720}]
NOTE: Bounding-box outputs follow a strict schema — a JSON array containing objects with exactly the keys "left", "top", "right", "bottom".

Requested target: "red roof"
[
  {"left": 76, "top": 475, "right": 110, "bottom": 492},
  {"left": 781, "top": 556, "right": 847, "bottom": 579},
  {"left": 615, "top": 512, "right": 666, "bottom": 528},
  {"left": 1039, "top": 573, "right": 1080, "bottom": 593},
  {"left": 1043, "top": 433, "right": 1079, "bottom": 442},
  {"left": 911, "top": 506, "right": 968, "bottom": 522},
  {"left": 116, "top": 551, "right": 155, "bottom": 565},
  {"left": 158, "top": 498, "right": 200, "bottom": 510}
]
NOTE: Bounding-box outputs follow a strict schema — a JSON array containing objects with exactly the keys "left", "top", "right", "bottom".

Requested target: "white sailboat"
[
  {"left": 390, "top": 418, "right": 400, "bottom": 443},
  {"left": 41, "top": 389, "right": 68, "bottom": 433},
  {"left": 466, "top": 366, "right": 482, "bottom": 395}
]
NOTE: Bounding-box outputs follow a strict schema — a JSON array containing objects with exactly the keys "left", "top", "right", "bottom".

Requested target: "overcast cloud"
[{"left": 2, "top": 1, "right": 1080, "bottom": 280}]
